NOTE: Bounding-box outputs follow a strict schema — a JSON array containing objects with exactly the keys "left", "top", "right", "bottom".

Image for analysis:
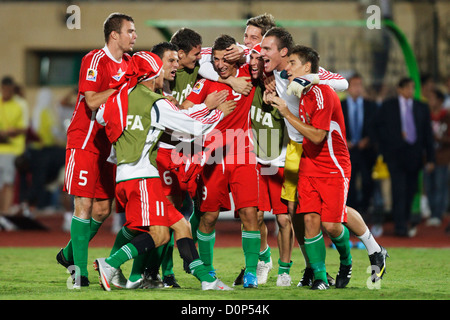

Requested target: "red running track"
[{"left": 0, "top": 214, "right": 449, "bottom": 248}]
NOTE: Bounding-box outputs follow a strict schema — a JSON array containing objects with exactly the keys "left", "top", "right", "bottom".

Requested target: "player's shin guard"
[{"left": 304, "top": 231, "right": 328, "bottom": 284}]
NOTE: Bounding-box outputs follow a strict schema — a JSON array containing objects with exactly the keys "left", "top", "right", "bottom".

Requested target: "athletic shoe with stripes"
[
  {"left": 297, "top": 267, "right": 314, "bottom": 287},
  {"left": 369, "top": 246, "right": 389, "bottom": 282},
  {"left": 94, "top": 258, "right": 119, "bottom": 291},
  {"left": 335, "top": 263, "right": 352, "bottom": 288},
  {"left": 311, "top": 279, "right": 329, "bottom": 290},
  {"left": 202, "top": 278, "right": 233, "bottom": 291}
]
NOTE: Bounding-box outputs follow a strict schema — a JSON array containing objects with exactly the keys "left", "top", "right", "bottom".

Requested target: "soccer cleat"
[
  {"left": 56, "top": 248, "right": 73, "bottom": 270},
  {"left": 297, "top": 268, "right": 314, "bottom": 287},
  {"left": 142, "top": 270, "right": 164, "bottom": 289},
  {"left": 163, "top": 274, "right": 181, "bottom": 288},
  {"left": 202, "top": 278, "right": 233, "bottom": 291},
  {"left": 276, "top": 273, "right": 292, "bottom": 287},
  {"left": 94, "top": 258, "right": 119, "bottom": 292},
  {"left": 311, "top": 279, "right": 329, "bottom": 290},
  {"left": 233, "top": 267, "right": 245, "bottom": 286},
  {"left": 327, "top": 272, "right": 336, "bottom": 286},
  {"left": 73, "top": 275, "right": 90, "bottom": 289},
  {"left": 110, "top": 268, "right": 128, "bottom": 289},
  {"left": 369, "top": 246, "right": 389, "bottom": 282},
  {"left": 126, "top": 277, "right": 144, "bottom": 289},
  {"left": 243, "top": 272, "right": 258, "bottom": 288},
  {"left": 335, "top": 263, "right": 352, "bottom": 288},
  {"left": 256, "top": 257, "right": 273, "bottom": 285}
]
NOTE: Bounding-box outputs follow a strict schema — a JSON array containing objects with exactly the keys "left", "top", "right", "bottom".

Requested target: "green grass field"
[{"left": 0, "top": 247, "right": 449, "bottom": 301}]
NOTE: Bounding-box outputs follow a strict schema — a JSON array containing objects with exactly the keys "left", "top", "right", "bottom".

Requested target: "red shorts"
[
  {"left": 156, "top": 148, "right": 198, "bottom": 199},
  {"left": 115, "top": 178, "right": 184, "bottom": 232},
  {"left": 258, "top": 165, "right": 288, "bottom": 214},
  {"left": 63, "top": 148, "right": 115, "bottom": 199},
  {"left": 297, "top": 176, "right": 349, "bottom": 223},
  {"left": 200, "top": 158, "right": 258, "bottom": 212}
]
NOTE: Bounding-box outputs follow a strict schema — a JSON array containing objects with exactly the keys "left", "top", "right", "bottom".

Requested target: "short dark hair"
[
  {"left": 212, "top": 34, "right": 236, "bottom": 53},
  {"left": 290, "top": 45, "right": 320, "bottom": 74},
  {"left": 151, "top": 42, "right": 179, "bottom": 60},
  {"left": 103, "top": 13, "right": 134, "bottom": 44},
  {"left": 1, "top": 76, "right": 14, "bottom": 86},
  {"left": 246, "top": 13, "right": 276, "bottom": 36},
  {"left": 170, "top": 28, "right": 202, "bottom": 53},
  {"left": 398, "top": 77, "right": 414, "bottom": 88},
  {"left": 264, "top": 27, "right": 294, "bottom": 53}
]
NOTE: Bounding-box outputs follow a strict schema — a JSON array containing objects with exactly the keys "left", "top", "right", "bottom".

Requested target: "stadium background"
[{"left": 0, "top": 0, "right": 449, "bottom": 248}]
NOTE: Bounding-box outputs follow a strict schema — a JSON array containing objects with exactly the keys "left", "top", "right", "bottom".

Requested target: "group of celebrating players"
[{"left": 56, "top": 12, "right": 388, "bottom": 292}]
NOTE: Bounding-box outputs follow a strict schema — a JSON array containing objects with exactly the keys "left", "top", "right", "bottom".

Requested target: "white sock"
[{"left": 357, "top": 228, "right": 381, "bottom": 255}]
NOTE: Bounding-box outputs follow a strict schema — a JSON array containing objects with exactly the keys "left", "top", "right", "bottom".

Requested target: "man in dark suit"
[
  {"left": 374, "top": 77, "right": 435, "bottom": 237},
  {"left": 341, "top": 73, "right": 378, "bottom": 215}
]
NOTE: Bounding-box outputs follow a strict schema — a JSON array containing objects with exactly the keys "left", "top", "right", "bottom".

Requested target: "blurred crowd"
[{"left": 0, "top": 73, "right": 449, "bottom": 237}]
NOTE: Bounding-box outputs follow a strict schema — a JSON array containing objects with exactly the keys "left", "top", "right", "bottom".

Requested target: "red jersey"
[
  {"left": 298, "top": 84, "right": 351, "bottom": 178},
  {"left": 67, "top": 46, "right": 131, "bottom": 155},
  {"left": 186, "top": 64, "right": 256, "bottom": 159}
]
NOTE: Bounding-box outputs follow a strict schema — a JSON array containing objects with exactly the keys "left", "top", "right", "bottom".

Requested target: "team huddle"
[{"left": 56, "top": 12, "right": 389, "bottom": 291}]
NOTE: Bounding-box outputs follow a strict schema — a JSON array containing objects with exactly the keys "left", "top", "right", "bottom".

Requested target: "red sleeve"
[
  {"left": 185, "top": 79, "right": 210, "bottom": 104},
  {"left": 309, "top": 85, "right": 334, "bottom": 132},
  {"left": 78, "top": 50, "right": 108, "bottom": 94}
]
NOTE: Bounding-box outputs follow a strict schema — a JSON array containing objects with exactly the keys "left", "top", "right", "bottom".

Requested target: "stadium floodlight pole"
[{"left": 146, "top": 18, "right": 421, "bottom": 99}]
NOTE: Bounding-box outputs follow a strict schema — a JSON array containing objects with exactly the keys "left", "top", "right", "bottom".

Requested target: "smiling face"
[
  {"left": 178, "top": 44, "right": 202, "bottom": 70},
  {"left": 249, "top": 51, "right": 264, "bottom": 80},
  {"left": 243, "top": 25, "right": 264, "bottom": 49},
  {"left": 260, "top": 35, "right": 288, "bottom": 73},
  {"left": 212, "top": 49, "right": 237, "bottom": 79},
  {"left": 161, "top": 50, "right": 179, "bottom": 81},
  {"left": 284, "top": 53, "right": 311, "bottom": 83}
]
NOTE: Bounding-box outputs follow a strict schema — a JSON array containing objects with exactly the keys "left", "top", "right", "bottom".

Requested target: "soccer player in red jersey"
[
  {"left": 57, "top": 13, "right": 137, "bottom": 288},
  {"left": 182, "top": 34, "right": 261, "bottom": 288},
  {"left": 267, "top": 45, "right": 388, "bottom": 290}
]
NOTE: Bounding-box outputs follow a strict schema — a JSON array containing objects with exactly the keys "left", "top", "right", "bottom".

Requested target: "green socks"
[
  {"left": 242, "top": 230, "right": 261, "bottom": 275},
  {"left": 189, "top": 259, "right": 216, "bottom": 283},
  {"left": 189, "top": 202, "right": 201, "bottom": 243},
  {"left": 63, "top": 217, "right": 103, "bottom": 264},
  {"left": 110, "top": 226, "right": 135, "bottom": 256},
  {"left": 304, "top": 231, "right": 327, "bottom": 283},
  {"left": 106, "top": 243, "right": 139, "bottom": 268},
  {"left": 197, "top": 230, "right": 215, "bottom": 273},
  {"left": 330, "top": 225, "right": 352, "bottom": 266},
  {"left": 278, "top": 259, "right": 293, "bottom": 275},
  {"left": 69, "top": 216, "right": 91, "bottom": 277},
  {"left": 259, "top": 245, "right": 271, "bottom": 263}
]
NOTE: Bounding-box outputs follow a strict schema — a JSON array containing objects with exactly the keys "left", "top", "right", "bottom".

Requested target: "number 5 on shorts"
[{"left": 79, "top": 170, "right": 88, "bottom": 186}]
